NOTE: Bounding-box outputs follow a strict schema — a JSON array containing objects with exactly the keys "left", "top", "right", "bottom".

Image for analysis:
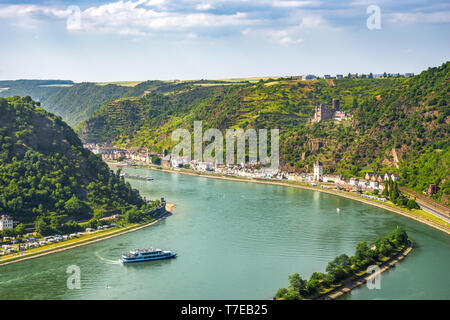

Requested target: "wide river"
[{"left": 1, "top": 168, "right": 449, "bottom": 299}]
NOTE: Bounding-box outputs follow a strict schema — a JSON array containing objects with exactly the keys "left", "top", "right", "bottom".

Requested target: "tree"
[
  {"left": 35, "top": 217, "right": 51, "bottom": 236},
  {"left": 275, "top": 288, "right": 288, "bottom": 299},
  {"left": 288, "top": 273, "right": 307, "bottom": 294},
  {"left": 326, "top": 254, "right": 351, "bottom": 282},
  {"left": 305, "top": 279, "right": 320, "bottom": 295},
  {"left": 310, "top": 272, "right": 325, "bottom": 281},
  {"left": 151, "top": 155, "right": 161, "bottom": 165},
  {"left": 391, "top": 226, "right": 408, "bottom": 245},
  {"left": 284, "top": 289, "right": 301, "bottom": 300},
  {"left": 13, "top": 223, "right": 26, "bottom": 236},
  {"left": 64, "top": 195, "right": 89, "bottom": 217},
  {"left": 407, "top": 199, "right": 419, "bottom": 209}
]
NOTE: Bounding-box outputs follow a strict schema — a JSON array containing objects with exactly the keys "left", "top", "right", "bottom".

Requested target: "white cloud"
[
  {"left": 0, "top": 1, "right": 255, "bottom": 35},
  {"left": 272, "top": 1, "right": 321, "bottom": 8},
  {"left": 196, "top": 3, "right": 215, "bottom": 11},
  {"left": 264, "top": 27, "right": 304, "bottom": 44},
  {"left": 0, "top": 4, "right": 70, "bottom": 19},
  {"left": 388, "top": 11, "right": 450, "bottom": 24},
  {"left": 279, "top": 36, "right": 304, "bottom": 44},
  {"left": 241, "top": 27, "right": 251, "bottom": 35},
  {"left": 187, "top": 32, "right": 198, "bottom": 39}
]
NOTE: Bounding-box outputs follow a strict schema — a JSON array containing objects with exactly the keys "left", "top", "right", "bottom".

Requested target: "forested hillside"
[
  {"left": 0, "top": 96, "right": 145, "bottom": 233},
  {"left": 80, "top": 62, "right": 449, "bottom": 204},
  {"left": 42, "top": 81, "right": 171, "bottom": 126}
]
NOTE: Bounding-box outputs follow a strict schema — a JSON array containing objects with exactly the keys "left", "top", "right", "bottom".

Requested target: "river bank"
[
  {"left": 110, "top": 163, "right": 450, "bottom": 235},
  {"left": 0, "top": 204, "right": 176, "bottom": 267},
  {"left": 316, "top": 241, "right": 414, "bottom": 300}
]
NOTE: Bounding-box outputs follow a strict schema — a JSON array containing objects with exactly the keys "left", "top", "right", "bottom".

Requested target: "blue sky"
[{"left": 0, "top": 0, "right": 449, "bottom": 82}]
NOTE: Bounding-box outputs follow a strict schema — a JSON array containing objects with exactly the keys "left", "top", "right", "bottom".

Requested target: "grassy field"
[
  {"left": 38, "top": 84, "right": 74, "bottom": 87},
  {"left": 96, "top": 81, "right": 145, "bottom": 87}
]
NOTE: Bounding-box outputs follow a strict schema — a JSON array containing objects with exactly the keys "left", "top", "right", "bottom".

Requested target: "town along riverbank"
[{"left": 108, "top": 162, "right": 450, "bottom": 235}]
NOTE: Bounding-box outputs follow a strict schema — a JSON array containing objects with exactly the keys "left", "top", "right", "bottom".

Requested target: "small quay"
[{"left": 120, "top": 173, "right": 154, "bottom": 181}]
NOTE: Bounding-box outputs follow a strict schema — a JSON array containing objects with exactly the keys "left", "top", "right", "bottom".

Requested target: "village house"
[
  {"left": 305, "top": 74, "right": 317, "bottom": 80},
  {"left": 427, "top": 184, "right": 440, "bottom": 195},
  {"left": 349, "top": 177, "right": 359, "bottom": 186},
  {"left": 365, "top": 172, "right": 378, "bottom": 181},
  {"left": 171, "top": 156, "right": 190, "bottom": 168},
  {"left": 382, "top": 173, "right": 400, "bottom": 181},
  {"left": 323, "top": 175, "right": 341, "bottom": 183},
  {"left": 161, "top": 154, "right": 172, "bottom": 167},
  {"left": 197, "top": 162, "right": 213, "bottom": 172},
  {"left": 369, "top": 180, "right": 379, "bottom": 189},
  {"left": 358, "top": 179, "right": 369, "bottom": 188},
  {"left": 0, "top": 215, "right": 13, "bottom": 231}
]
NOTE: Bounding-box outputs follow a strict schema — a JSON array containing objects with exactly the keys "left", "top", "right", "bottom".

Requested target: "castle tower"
[
  {"left": 332, "top": 99, "right": 340, "bottom": 110},
  {"left": 313, "top": 161, "right": 323, "bottom": 181}
]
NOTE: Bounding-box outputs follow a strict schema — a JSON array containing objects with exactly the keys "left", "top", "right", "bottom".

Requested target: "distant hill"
[
  {"left": 0, "top": 80, "right": 185, "bottom": 127},
  {"left": 80, "top": 62, "right": 450, "bottom": 204},
  {"left": 0, "top": 80, "right": 74, "bottom": 102},
  {"left": 41, "top": 81, "right": 172, "bottom": 126},
  {"left": 0, "top": 96, "right": 145, "bottom": 232}
]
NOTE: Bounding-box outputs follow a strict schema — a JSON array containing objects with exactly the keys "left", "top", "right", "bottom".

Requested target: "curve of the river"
[{"left": 0, "top": 168, "right": 449, "bottom": 300}]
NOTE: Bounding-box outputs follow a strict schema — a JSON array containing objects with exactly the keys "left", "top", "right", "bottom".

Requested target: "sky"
[{"left": 0, "top": 0, "right": 449, "bottom": 82}]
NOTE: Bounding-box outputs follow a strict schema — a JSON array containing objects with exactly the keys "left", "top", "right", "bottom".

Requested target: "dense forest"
[
  {"left": 79, "top": 63, "right": 449, "bottom": 204},
  {"left": 0, "top": 96, "right": 145, "bottom": 235},
  {"left": 43, "top": 81, "right": 172, "bottom": 126}
]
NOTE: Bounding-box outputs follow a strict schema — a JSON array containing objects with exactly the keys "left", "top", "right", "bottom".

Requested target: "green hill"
[
  {"left": 0, "top": 96, "right": 146, "bottom": 234},
  {"left": 80, "top": 62, "right": 449, "bottom": 204},
  {"left": 0, "top": 80, "right": 74, "bottom": 102},
  {"left": 40, "top": 81, "right": 173, "bottom": 127}
]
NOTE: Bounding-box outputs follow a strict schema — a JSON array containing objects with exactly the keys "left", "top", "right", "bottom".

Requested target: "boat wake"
[{"left": 95, "top": 250, "right": 120, "bottom": 265}]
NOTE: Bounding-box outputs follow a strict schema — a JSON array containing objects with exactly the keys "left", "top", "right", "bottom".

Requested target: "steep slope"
[
  {"left": 0, "top": 96, "right": 145, "bottom": 229},
  {"left": 41, "top": 81, "right": 171, "bottom": 126},
  {"left": 80, "top": 62, "right": 450, "bottom": 204}
]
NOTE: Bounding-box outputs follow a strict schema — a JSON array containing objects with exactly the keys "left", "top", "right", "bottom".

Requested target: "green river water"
[{"left": 0, "top": 167, "right": 449, "bottom": 299}]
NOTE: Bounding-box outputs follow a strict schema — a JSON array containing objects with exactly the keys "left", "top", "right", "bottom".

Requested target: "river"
[{"left": 0, "top": 167, "right": 449, "bottom": 299}]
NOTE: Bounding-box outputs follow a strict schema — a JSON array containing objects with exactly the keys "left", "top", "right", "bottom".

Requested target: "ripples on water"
[{"left": 0, "top": 168, "right": 449, "bottom": 300}]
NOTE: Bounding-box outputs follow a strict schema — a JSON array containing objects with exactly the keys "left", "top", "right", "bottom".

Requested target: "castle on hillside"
[{"left": 312, "top": 99, "right": 348, "bottom": 123}]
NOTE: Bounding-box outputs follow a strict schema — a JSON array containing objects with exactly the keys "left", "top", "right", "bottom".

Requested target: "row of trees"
[
  {"left": 275, "top": 227, "right": 409, "bottom": 300},
  {"left": 382, "top": 179, "right": 419, "bottom": 209}
]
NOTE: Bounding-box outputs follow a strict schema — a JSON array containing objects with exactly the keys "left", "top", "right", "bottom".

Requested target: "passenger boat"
[{"left": 119, "top": 248, "right": 176, "bottom": 263}]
